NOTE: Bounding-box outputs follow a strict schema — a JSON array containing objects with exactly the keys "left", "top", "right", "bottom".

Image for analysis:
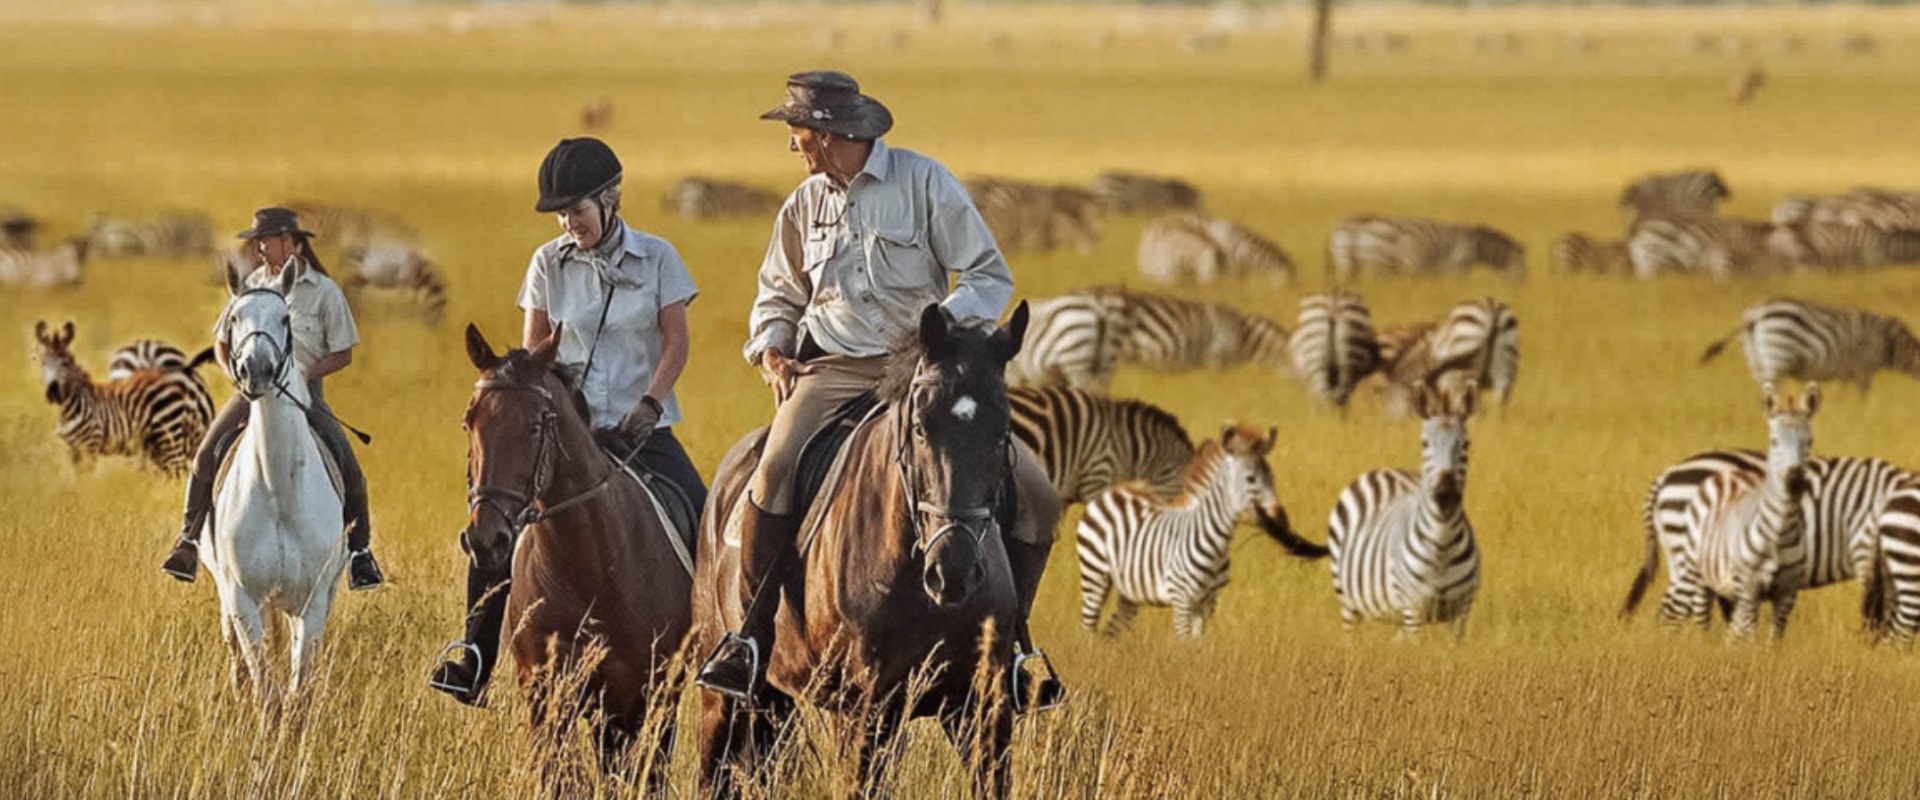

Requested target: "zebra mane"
[{"left": 1170, "top": 439, "right": 1227, "bottom": 501}]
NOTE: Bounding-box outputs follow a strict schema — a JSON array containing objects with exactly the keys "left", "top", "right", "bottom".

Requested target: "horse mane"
[{"left": 875, "top": 316, "right": 1008, "bottom": 405}]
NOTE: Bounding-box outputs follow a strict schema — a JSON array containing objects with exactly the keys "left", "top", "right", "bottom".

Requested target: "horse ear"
[
  {"left": 225, "top": 257, "right": 245, "bottom": 296},
  {"left": 277, "top": 260, "right": 298, "bottom": 295},
  {"left": 996, "top": 301, "right": 1031, "bottom": 362},
  {"left": 464, "top": 323, "right": 500, "bottom": 371},
  {"left": 530, "top": 322, "right": 563, "bottom": 369},
  {"left": 919, "top": 303, "right": 949, "bottom": 358}
]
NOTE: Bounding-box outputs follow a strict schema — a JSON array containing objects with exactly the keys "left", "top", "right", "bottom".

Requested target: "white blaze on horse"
[{"left": 203, "top": 264, "right": 347, "bottom": 702}]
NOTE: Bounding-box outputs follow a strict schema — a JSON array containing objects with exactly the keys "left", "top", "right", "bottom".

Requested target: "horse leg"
[
  {"left": 228, "top": 595, "right": 271, "bottom": 706},
  {"left": 218, "top": 606, "right": 248, "bottom": 697},
  {"left": 289, "top": 592, "right": 334, "bottom": 698},
  {"left": 942, "top": 698, "right": 1015, "bottom": 800},
  {"left": 697, "top": 687, "right": 794, "bottom": 800}
]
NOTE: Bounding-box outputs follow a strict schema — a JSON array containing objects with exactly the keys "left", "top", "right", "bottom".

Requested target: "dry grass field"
[{"left": 6, "top": 2, "right": 1920, "bottom": 796}]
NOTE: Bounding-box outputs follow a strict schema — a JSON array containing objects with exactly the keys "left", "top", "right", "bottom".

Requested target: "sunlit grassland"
[{"left": 5, "top": 3, "right": 1920, "bottom": 796}]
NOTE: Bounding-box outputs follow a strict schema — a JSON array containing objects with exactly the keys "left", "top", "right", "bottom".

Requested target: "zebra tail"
[
  {"left": 1698, "top": 325, "right": 1742, "bottom": 364},
  {"left": 1620, "top": 482, "right": 1662, "bottom": 619},
  {"left": 185, "top": 347, "right": 216, "bottom": 372},
  {"left": 1255, "top": 503, "right": 1329, "bottom": 559}
]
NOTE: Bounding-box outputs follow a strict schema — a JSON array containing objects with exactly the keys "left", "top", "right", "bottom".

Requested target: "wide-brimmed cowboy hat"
[
  {"left": 759, "top": 70, "right": 893, "bottom": 141},
  {"left": 235, "top": 207, "right": 315, "bottom": 240}
]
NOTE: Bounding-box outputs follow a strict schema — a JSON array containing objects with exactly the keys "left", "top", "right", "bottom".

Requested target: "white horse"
[{"left": 204, "top": 264, "right": 346, "bottom": 702}]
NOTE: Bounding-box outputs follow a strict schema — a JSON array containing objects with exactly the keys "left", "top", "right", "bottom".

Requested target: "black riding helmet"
[{"left": 535, "top": 137, "right": 623, "bottom": 213}]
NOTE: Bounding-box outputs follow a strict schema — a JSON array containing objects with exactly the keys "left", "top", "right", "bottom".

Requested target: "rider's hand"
[
  {"left": 618, "top": 395, "right": 663, "bottom": 445},
  {"left": 758, "top": 349, "right": 815, "bottom": 405}
]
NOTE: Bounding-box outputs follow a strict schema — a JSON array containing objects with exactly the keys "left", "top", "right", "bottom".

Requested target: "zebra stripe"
[
  {"left": 1087, "top": 285, "right": 1291, "bottom": 373},
  {"left": 34, "top": 322, "right": 214, "bottom": 476},
  {"left": 1077, "top": 426, "right": 1317, "bottom": 638},
  {"left": 661, "top": 176, "right": 781, "bottom": 220},
  {"left": 281, "top": 201, "right": 420, "bottom": 252},
  {"left": 962, "top": 176, "right": 1103, "bottom": 255},
  {"left": 1009, "top": 386, "right": 1193, "bottom": 505},
  {"left": 1619, "top": 169, "right": 1729, "bottom": 223},
  {"left": 1328, "top": 216, "right": 1525, "bottom": 282},
  {"left": 83, "top": 212, "right": 214, "bottom": 259},
  {"left": 1137, "top": 212, "right": 1293, "bottom": 285},
  {"left": 1430, "top": 297, "right": 1520, "bottom": 407},
  {"left": 1865, "top": 476, "right": 1920, "bottom": 647},
  {"left": 1286, "top": 292, "right": 1381, "bottom": 409},
  {"left": 1625, "top": 217, "right": 1784, "bottom": 279},
  {"left": 341, "top": 240, "right": 449, "bottom": 326},
  {"left": 1684, "top": 385, "right": 1817, "bottom": 639},
  {"left": 1550, "top": 232, "right": 1632, "bottom": 276},
  {"left": 0, "top": 241, "right": 86, "bottom": 288},
  {"left": 1700, "top": 298, "right": 1920, "bottom": 389},
  {"left": 1767, "top": 222, "right": 1920, "bottom": 271},
  {"left": 1005, "top": 293, "right": 1124, "bottom": 393},
  {"left": 1329, "top": 382, "right": 1480, "bottom": 635},
  {"left": 1775, "top": 188, "right": 1920, "bottom": 231},
  {"left": 1087, "top": 171, "right": 1201, "bottom": 214}
]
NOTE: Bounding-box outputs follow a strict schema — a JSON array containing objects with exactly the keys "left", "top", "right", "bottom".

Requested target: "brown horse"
[
  {"left": 692, "top": 303, "right": 1052, "bottom": 799},
  {"left": 461, "top": 325, "right": 693, "bottom": 785}
]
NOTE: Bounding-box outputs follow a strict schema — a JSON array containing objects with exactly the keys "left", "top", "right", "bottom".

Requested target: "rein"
[
  {"left": 466, "top": 377, "right": 613, "bottom": 536},
  {"left": 894, "top": 371, "right": 1011, "bottom": 556},
  {"left": 222, "top": 286, "right": 373, "bottom": 444}
]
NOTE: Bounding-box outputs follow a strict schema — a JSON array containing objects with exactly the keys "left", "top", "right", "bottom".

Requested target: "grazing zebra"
[
  {"left": 1625, "top": 217, "right": 1783, "bottom": 279},
  {"left": 281, "top": 200, "right": 419, "bottom": 252},
  {"left": 1327, "top": 216, "right": 1525, "bottom": 282},
  {"left": 340, "top": 240, "right": 448, "bottom": 326},
  {"left": 1686, "top": 384, "right": 1817, "bottom": 639},
  {"left": 1624, "top": 448, "right": 1912, "bottom": 627},
  {"left": 1077, "top": 425, "right": 1325, "bottom": 637},
  {"left": 1086, "top": 285, "right": 1291, "bottom": 374},
  {"left": 1138, "top": 212, "right": 1293, "bottom": 286},
  {"left": 962, "top": 176, "right": 1103, "bottom": 255},
  {"left": 1429, "top": 297, "right": 1519, "bottom": 407},
  {"left": 1550, "top": 232, "right": 1632, "bottom": 276},
  {"left": 1864, "top": 476, "right": 1920, "bottom": 647},
  {"left": 1, "top": 206, "right": 40, "bottom": 249},
  {"left": 1087, "top": 171, "right": 1201, "bottom": 214},
  {"left": 32, "top": 321, "right": 215, "bottom": 475},
  {"left": 83, "top": 212, "right": 214, "bottom": 259},
  {"left": 661, "top": 176, "right": 782, "bottom": 220},
  {"left": 0, "top": 240, "right": 87, "bottom": 288},
  {"left": 1775, "top": 189, "right": 1920, "bottom": 231},
  {"left": 1700, "top": 298, "right": 1920, "bottom": 390},
  {"left": 1286, "top": 292, "right": 1381, "bottom": 410},
  {"left": 1009, "top": 386, "right": 1194, "bottom": 505},
  {"left": 1005, "top": 293, "right": 1126, "bottom": 393},
  {"left": 1767, "top": 222, "right": 1920, "bottom": 271},
  {"left": 1619, "top": 169, "right": 1729, "bottom": 223},
  {"left": 1328, "top": 380, "right": 1480, "bottom": 636}
]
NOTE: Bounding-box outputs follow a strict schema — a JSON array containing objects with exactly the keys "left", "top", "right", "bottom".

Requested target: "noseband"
[
  {"left": 221, "top": 287, "right": 294, "bottom": 402},
  {"left": 895, "top": 372, "right": 1011, "bottom": 558},
  {"left": 465, "top": 377, "right": 611, "bottom": 549}
]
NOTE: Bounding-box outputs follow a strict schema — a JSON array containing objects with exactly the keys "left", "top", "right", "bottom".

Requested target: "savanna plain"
[{"left": 5, "top": 3, "right": 1920, "bottom": 797}]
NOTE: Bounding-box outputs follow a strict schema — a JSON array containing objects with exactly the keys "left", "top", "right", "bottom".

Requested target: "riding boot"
[
  {"left": 160, "top": 471, "right": 215, "bottom": 583},
  {"left": 428, "top": 565, "right": 511, "bottom": 707},
  {"left": 1004, "top": 538, "right": 1067, "bottom": 712},
  {"left": 695, "top": 500, "right": 803, "bottom": 700},
  {"left": 344, "top": 508, "right": 384, "bottom": 590}
]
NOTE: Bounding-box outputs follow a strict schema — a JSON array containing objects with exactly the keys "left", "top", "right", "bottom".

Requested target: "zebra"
[
  {"left": 1550, "top": 232, "right": 1632, "bottom": 276},
  {"left": 32, "top": 321, "right": 215, "bottom": 476},
  {"left": 1625, "top": 217, "right": 1784, "bottom": 279},
  {"left": 1685, "top": 384, "right": 1817, "bottom": 640},
  {"left": 1004, "top": 293, "right": 1126, "bottom": 393},
  {"left": 1767, "top": 222, "right": 1920, "bottom": 271},
  {"left": 1863, "top": 475, "right": 1920, "bottom": 647},
  {"left": 1774, "top": 188, "right": 1920, "bottom": 231},
  {"left": 661, "top": 176, "right": 781, "bottom": 220},
  {"left": 1076, "top": 425, "right": 1325, "bottom": 638},
  {"left": 1700, "top": 298, "right": 1920, "bottom": 390},
  {"left": 1327, "top": 216, "right": 1525, "bottom": 282},
  {"left": 1009, "top": 386, "right": 1194, "bottom": 505},
  {"left": 281, "top": 200, "right": 419, "bottom": 252},
  {"left": 1139, "top": 212, "right": 1292, "bottom": 286},
  {"left": 1328, "top": 380, "right": 1480, "bottom": 637},
  {"left": 340, "top": 239, "right": 449, "bottom": 326},
  {"left": 1619, "top": 169, "right": 1729, "bottom": 223},
  {"left": 962, "top": 176, "right": 1103, "bottom": 255},
  {"left": 83, "top": 212, "right": 214, "bottom": 259},
  {"left": 1087, "top": 171, "right": 1201, "bottom": 214},
  {"left": 108, "top": 340, "right": 214, "bottom": 380},
  {"left": 1086, "top": 285, "right": 1292, "bottom": 374},
  {"left": 1429, "top": 297, "right": 1520, "bottom": 407},
  {"left": 1623, "top": 448, "right": 1912, "bottom": 628},
  {"left": 1286, "top": 292, "right": 1381, "bottom": 410},
  {"left": 0, "top": 240, "right": 87, "bottom": 288}
]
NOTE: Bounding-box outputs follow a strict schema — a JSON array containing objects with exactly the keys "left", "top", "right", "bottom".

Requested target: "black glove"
[{"left": 618, "top": 395, "right": 663, "bottom": 447}]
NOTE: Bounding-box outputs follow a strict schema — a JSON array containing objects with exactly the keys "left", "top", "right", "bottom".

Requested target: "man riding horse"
[
  {"left": 161, "top": 207, "right": 385, "bottom": 591},
  {"left": 694, "top": 71, "right": 1064, "bottom": 707}
]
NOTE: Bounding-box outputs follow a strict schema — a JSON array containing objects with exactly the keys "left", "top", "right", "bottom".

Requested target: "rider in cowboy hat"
[
  {"left": 162, "top": 207, "right": 385, "bottom": 590},
  {"left": 695, "top": 71, "right": 1064, "bottom": 708},
  {"left": 428, "top": 136, "right": 707, "bottom": 706}
]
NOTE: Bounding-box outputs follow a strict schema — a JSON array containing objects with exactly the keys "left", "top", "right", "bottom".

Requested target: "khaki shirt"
[
  {"left": 745, "top": 139, "right": 1014, "bottom": 363},
  {"left": 518, "top": 222, "right": 698, "bottom": 430},
  {"left": 213, "top": 260, "right": 359, "bottom": 380}
]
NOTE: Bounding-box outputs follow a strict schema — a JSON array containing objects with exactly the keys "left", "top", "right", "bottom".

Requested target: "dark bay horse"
[
  {"left": 461, "top": 325, "right": 693, "bottom": 784},
  {"left": 692, "top": 303, "right": 1052, "bottom": 799}
]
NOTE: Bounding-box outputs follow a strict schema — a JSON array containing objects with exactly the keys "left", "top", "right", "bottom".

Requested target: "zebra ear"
[
  {"left": 1761, "top": 381, "right": 1780, "bottom": 415},
  {"left": 1455, "top": 380, "right": 1479, "bottom": 418},
  {"left": 1803, "top": 383, "right": 1821, "bottom": 415},
  {"left": 59, "top": 320, "right": 73, "bottom": 346},
  {"left": 33, "top": 320, "right": 47, "bottom": 343},
  {"left": 464, "top": 323, "right": 501, "bottom": 371}
]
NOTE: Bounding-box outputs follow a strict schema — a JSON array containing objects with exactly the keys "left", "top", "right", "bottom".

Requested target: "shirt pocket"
[
  {"left": 292, "top": 314, "right": 325, "bottom": 354},
  {"left": 869, "top": 224, "right": 938, "bottom": 293}
]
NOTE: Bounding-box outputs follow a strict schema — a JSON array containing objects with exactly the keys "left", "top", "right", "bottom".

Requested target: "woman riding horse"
[
  {"left": 430, "top": 137, "right": 707, "bottom": 705},
  {"left": 695, "top": 70, "right": 1063, "bottom": 708},
  {"left": 162, "top": 207, "right": 384, "bottom": 591}
]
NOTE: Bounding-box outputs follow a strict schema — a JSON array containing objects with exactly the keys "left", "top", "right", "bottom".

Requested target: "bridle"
[
  {"left": 894, "top": 369, "right": 1012, "bottom": 558},
  {"left": 221, "top": 287, "right": 295, "bottom": 402},
  {"left": 464, "top": 376, "right": 612, "bottom": 549}
]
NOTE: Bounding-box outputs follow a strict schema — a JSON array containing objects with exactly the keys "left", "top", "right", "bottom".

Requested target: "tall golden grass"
[{"left": 5, "top": 3, "right": 1920, "bottom": 796}]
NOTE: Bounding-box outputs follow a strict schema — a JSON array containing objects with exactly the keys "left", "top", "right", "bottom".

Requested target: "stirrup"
[
  {"left": 160, "top": 538, "right": 199, "bottom": 582},
  {"left": 694, "top": 633, "right": 761, "bottom": 702},
  {"left": 1010, "top": 649, "right": 1065, "bottom": 713},
  {"left": 429, "top": 640, "right": 486, "bottom": 701}
]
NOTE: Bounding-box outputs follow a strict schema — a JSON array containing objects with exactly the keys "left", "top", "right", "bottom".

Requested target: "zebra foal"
[{"left": 33, "top": 321, "right": 214, "bottom": 475}]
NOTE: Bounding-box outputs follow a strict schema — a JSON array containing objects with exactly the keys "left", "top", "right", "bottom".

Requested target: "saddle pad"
[
  {"left": 794, "top": 392, "right": 884, "bottom": 510},
  {"left": 610, "top": 457, "right": 697, "bottom": 577}
]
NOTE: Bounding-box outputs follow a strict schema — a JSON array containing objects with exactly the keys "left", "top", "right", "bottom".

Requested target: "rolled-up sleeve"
[
  {"left": 319, "top": 282, "right": 360, "bottom": 353},
  {"left": 925, "top": 165, "right": 1013, "bottom": 324},
  {"left": 744, "top": 198, "right": 810, "bottom": 364},
  {"left": 517, "top": 248, "right": 550, "bottom": 313}
]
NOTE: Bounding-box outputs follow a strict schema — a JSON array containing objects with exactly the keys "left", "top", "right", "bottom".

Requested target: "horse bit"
[{"left": 464, "top": 378, "right": 611, "bottom": 554}]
